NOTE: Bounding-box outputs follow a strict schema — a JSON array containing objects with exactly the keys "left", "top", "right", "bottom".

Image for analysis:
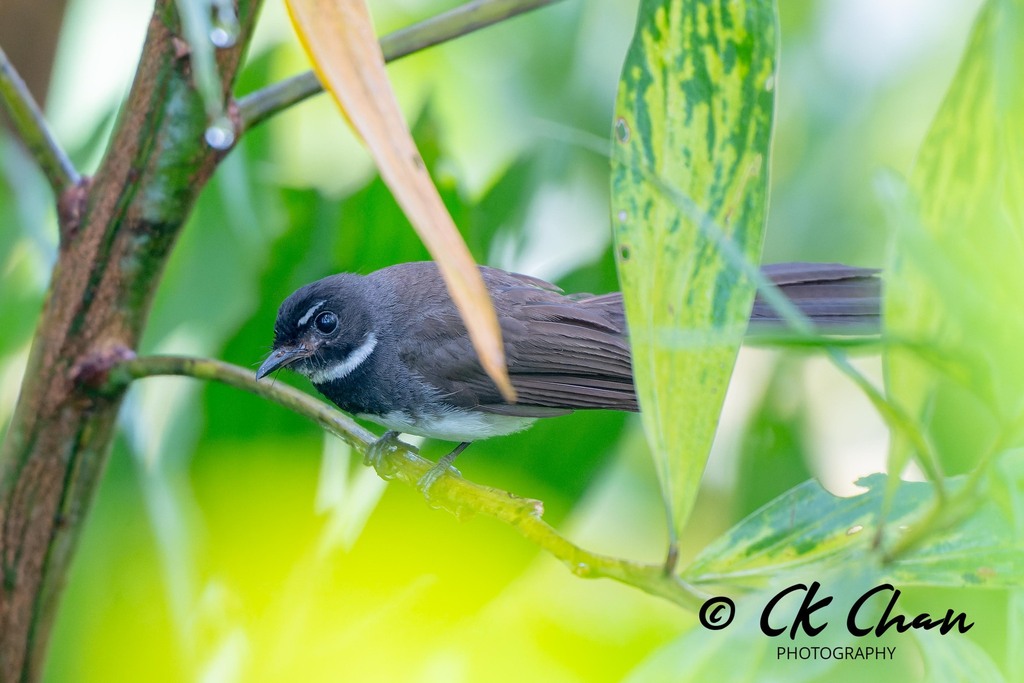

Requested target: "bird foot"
[
  {"left": 417, "top": 442, "right": 470, "bottom": 494},
  {"left": 365, "top": 430, "right": 403, "bottom": 474},
  {"left": 417, "top": 460, "right": 461, "bottom": 493}
]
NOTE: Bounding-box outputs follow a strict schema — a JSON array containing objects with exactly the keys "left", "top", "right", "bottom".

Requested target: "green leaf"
[
  {"left": 883, "top": 0, "right": 1024, "bottom": 481},
  {"left": 685, "top": 475, "right": 1023, "bottom": 590},
  {"left": 610, "top": 0, "right": 778, "bottom": 543},
  {"left": 912, "top": 628, "right": 1007, "bottom": 683}
]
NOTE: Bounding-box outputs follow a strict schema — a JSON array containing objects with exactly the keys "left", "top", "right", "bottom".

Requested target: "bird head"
[{"left": 257, "top": 274, "right": 378, "bottom": 385}]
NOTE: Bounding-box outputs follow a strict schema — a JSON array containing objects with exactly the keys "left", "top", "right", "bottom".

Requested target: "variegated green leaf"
[
  {"left": 611, "top": 0, "right": 778, "bottom": 544},
  {"left": 883, "top": 0, "right": 1024, "bottom": 482},
  {"left": 683, "top": 474, "right": 1023, "bottom": 590}
]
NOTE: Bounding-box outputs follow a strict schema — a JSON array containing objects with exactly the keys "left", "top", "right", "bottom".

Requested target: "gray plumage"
[{"left": 259, "top": 261, "right": 880, "bottom": 441}]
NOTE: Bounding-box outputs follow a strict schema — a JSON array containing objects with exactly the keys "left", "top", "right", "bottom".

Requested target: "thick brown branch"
[{"left": 0, "top": 2, "right": 262, "bottom": 679}]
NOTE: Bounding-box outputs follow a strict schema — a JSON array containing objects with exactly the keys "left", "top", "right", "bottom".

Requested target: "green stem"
[
  {"left": 882, "top": 418, "right": 1014, "bottom": 561},
  {"left": 0, "top": 43, "right": 80, "bottom": 193},
  {"left": 882, "top": 471, "right": 983, "bottom": 561},
  {"left": 109, "top": 354, "right": 707, "bottom": 612},
  {"left": 237, "top": 0, "right": 564, "bottom": 131}
]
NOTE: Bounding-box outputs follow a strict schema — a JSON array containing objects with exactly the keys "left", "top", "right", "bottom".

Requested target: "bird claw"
[
  {"left": 365, "top": 430, "right": 403, "bottom": 472},
  {"left": 417, "top": 443, "right": 469, "bottom": 494},
  {"left": 367, "top": 436, "right": 469, "bottom": 495},
  {"left": 417, "top": 459, "right": 461, "bottom": 493}
]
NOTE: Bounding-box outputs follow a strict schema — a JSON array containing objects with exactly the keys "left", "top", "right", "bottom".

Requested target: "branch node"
[
  {"left": 57, "top": 177, "right": 92, "bottom": 243},
  {"left": 224, "top": 99, "right": 242, "bottom": 153},
  {"left": 71, "top": 345, "right": 137, "bottom": 393},
  {"left": 172, "top": 36, "right": 191, "bottom": 60},
  {"left": 570, "top": 561, "right": 593, "bottom": 577}
]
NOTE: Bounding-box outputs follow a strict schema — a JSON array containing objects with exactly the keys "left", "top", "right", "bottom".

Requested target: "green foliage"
[
  {"left": 733, "top": 362, "right": 813, "bottom": 518},
  {"left": 611, "top": 0, "right": 778, "bottom": 540},
  {"left": 631, "top": 468, "right": 1020, "bottom": 682},
  {"left": 884, "top": 0, "right": 1024, "bottom": 479},
  {"left": 604, "top": 0, "right": 1022, "bottom": 680},
  {"left": 686, "top": 473, "right": 1022, "bottom": 590},
  {"left": 911, "top": 629, "right": 1007, "bottom": 683},
  {"left": 1, "top": 0, "right": 1021, "bottom": 681}
]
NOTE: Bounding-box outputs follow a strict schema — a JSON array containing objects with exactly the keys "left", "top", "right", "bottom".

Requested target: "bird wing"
[
  {"left": 385, "top": 260, "right": 882, "bottom": 416},
  {"left": 395, "top": 267, "right": 637, "bottom": 416}
]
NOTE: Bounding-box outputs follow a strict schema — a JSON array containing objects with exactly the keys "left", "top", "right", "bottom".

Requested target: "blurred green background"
[{"left": 0, "top": 0, "right": 999, "bottom": 680}]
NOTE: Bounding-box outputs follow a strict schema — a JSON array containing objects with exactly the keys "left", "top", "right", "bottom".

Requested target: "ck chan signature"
[{"left": 699, "top": 582, "right": 974, "bottom": 639}]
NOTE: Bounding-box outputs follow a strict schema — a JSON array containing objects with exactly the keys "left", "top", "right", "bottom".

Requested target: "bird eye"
[{"left": 314, "top": 311, "right": 338, "bottom": 334}]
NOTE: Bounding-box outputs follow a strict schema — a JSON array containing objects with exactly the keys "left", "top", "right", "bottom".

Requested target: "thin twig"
[
  {"left": 882, "top": 415, "right": 1015, "bottom": 561},
  {"left": 237, "top": 0, "right": 564, "bottom": 132},
  {"left": 0, "top": 44, "right": 80, "bottom": 192},
  {"left": 107, "top": 354, "right": 707, "bottom": 612}
]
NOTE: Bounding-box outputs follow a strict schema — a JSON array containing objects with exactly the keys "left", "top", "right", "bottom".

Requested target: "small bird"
[{"left": 257, "top": 262, "right": 879, "bottom": 486}]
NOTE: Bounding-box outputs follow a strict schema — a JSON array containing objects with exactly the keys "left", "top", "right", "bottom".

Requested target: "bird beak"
[{"left": 256, "top": 345, "right": 307, "bottom": 380}]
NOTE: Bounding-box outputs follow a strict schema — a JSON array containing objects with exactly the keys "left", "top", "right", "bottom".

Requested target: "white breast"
[{"left": 357, "top": 408, "right": 536, "bottom": 442}]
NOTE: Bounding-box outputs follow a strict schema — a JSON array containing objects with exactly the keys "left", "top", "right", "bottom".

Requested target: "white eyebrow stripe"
[
  {"left": 297, "top": 300, "right": 327, "bottom": 327},
  {"left": 309, "top": 333, "right": 378, "bottom": 384}
]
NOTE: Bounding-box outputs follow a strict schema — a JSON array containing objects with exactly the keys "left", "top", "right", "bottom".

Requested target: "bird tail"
[{"left": 753, "top": 262, "right": 881, "bottom": 334}]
